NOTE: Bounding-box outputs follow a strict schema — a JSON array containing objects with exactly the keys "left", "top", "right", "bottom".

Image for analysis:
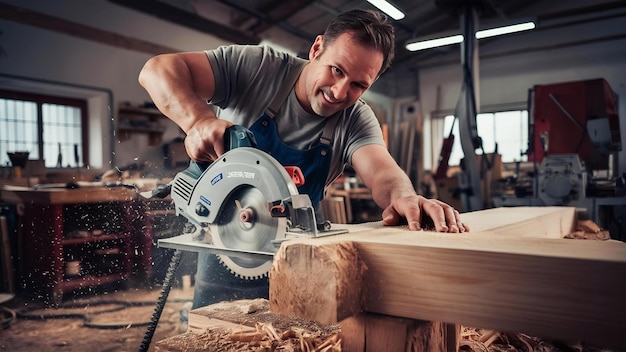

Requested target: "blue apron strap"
[{"left": 320, "top": 113, "right": 339, "bottom": 146}]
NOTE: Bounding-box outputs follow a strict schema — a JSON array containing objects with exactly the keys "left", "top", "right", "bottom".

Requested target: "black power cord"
[
  {"left": 138, "top": 249, "right": 183, "bottom": 352},
  {"left": 17, "top": 300, "right": 156, "bottom": 329}
]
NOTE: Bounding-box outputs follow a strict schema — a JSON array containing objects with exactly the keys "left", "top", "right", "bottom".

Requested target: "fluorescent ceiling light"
[
  {"left": 405, "top": 35, "right": 463, "bottom": 51},
  {"left": 405, "top": 20, "right": 535, "bottom": 51},
  {"left": 367, "top": 0, "right": 405, "bottom": 20},
  {"left": 475, "top": 21, "right": 535, "bottom": 39}
]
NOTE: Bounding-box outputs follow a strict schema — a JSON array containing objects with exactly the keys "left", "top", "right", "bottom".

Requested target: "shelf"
[
  {"left": 4, "top": 196, "right": 136, "bottom": 304},
  {"left": 60, "top": 273, "right": 128, "bottom": 291},
  {"left": 61, "top": 232, "right": 129, "bottom": 246},
  {"left": 116, "top": 104, "right": 167, "bottom": 146},
  {"left": 118, "top": 106, "right": 162, "bottom": 115}
]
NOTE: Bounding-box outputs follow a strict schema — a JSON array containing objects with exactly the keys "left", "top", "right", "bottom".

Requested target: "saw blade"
[{"left": 211, "top": 185, "right": 286, "bottom": 279}]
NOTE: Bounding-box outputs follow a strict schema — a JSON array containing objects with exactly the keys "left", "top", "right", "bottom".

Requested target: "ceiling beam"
[
  {"left": 108, "top": 0, "right": 261, "bottom": 45},
  {"left": 216, "top": 0, "right": 315, "bottom": 42},
  {"left": 0, "top": 2, "right": 178, "bottom": 55},
  {"left": 253, "top": 0, "right": 317, "bottom": 33}
]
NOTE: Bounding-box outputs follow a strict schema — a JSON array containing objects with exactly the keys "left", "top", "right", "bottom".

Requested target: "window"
[
  {"left": 442, "top": 110, "right": 528, "bottom": 165},
  {"left": 0, "top": 90, "right": 88, "bottom": 168}
]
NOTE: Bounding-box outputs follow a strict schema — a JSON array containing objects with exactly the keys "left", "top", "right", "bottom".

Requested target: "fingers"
[
  {"left": 382, "top": 205, "right": 421, "bottom": 230},
  {"left": 382, "top": 196, "right": 468, "bottom": 233},
  {"left": 184, "top": 120, "right": 230, "bottom": 162},
  {"left": 184, "top": 129, "right": 216, "bottom": 162},
  {"left": 433, "top": 200, "right": 467, "bottom": 233}
]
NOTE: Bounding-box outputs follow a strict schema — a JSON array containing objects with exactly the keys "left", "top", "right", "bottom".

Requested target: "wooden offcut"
[{"left": 270, "top": 206, "right": 626, "bottom": 349}]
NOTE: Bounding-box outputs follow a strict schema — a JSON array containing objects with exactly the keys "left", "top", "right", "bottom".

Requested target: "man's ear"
[{"left": 309, "top": 35, "right": 324, "bottom": 60}]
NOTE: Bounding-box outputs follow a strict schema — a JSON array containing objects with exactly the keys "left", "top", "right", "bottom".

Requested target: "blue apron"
[
  {"left": 249, "top": 113, "right": 335, "bottom": 210},
  {"left": 193, "top": 65, "right": 338, "bottom": 308}
]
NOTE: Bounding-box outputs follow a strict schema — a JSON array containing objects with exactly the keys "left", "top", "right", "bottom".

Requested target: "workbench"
[{"left": 0, "top": 185, "right": 140, "bottom": 303}]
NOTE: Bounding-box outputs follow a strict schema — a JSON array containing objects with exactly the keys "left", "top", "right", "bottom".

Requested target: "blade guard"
[{"left": 171, "top": 147, "right": 299, "bottom": 228}]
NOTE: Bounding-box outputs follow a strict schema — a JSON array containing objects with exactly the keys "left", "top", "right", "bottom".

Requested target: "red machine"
[{"left": 528, "top": 78, "right": 621, "bottom": 171}]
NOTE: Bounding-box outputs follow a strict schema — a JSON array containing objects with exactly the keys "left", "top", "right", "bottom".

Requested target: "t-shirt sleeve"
[
  {"left": 345, "top": 102, "right": 385, "bottom": 165},
  {"left": 205, "top": 45, "right": 266, "bottom": 109},
  {"left": 204, "top": 45, "right": 303, "bottom": 126}
]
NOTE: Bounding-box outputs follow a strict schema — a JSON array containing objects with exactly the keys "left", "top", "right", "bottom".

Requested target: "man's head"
[
  {"left": 322, "top": 9, "right": 395, "bottom": 77},
  {"left": 296, "top": 9, "right": 395, "bottom": 117}
]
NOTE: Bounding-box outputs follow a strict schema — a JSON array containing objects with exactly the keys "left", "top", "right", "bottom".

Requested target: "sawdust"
[
  {"left": 156, "top": 323, "right": 341, "bottom": 352},
  {"left": 458, "top": 326, "right": 610, "bottom": 352},
  {"left": 0, "top": 286, "right": 193, "bottom": 352},
  {"left": 156, "top": 299, "right": 342, "bottom": 352}
]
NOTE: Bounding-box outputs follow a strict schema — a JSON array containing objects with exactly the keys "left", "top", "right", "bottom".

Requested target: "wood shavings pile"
[
  {"left": 230, "top": 322, "right": 341, "bottom": 352},
  {"left": 458, "top": 326, "right": 609, "bottom": 352},
  {"left": 155, "top": 322, "right": 341, "bottom": 352},
  {"left": 565, "top": 219, "right": 610, "bottom": 240},
  {"left": 155, "top": 299, "right": 342, "bottom": 352}
]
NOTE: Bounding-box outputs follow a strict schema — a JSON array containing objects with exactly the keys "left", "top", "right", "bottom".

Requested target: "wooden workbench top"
[{"left": 0, "top": 184, "right": 137, "bottom": 204}]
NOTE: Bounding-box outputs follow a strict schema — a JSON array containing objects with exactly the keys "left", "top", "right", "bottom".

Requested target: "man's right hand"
[{"left": 184, "top": 118, "right": 234, "bottom": 162}]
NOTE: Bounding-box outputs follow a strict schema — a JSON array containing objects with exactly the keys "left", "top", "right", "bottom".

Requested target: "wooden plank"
[
  {"left": 0, "top": 186, "right": 136, "bottom": 204},
  {"left": 269, "top": 206, "right": 626, "bottom": 348}
]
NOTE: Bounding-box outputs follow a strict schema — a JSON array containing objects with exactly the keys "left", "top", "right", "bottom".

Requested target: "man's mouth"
[{"left": 321, "top": 90, "right": 339, "bottom": 105}]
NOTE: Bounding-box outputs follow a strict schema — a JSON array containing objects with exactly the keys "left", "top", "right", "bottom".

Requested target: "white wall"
[
  {"left": 417, "top": 16, "right": 626, "bottom": 175},
  {"left": 1, "top": 0, "right": 625, "bottom": 177},
  {"left": 0, "top": 0, "right": 229, "bottom": 169}
]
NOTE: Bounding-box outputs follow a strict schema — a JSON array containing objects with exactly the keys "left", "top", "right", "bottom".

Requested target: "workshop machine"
[{"left": 492, "top": 78, "right": 625, "bottom": 238}]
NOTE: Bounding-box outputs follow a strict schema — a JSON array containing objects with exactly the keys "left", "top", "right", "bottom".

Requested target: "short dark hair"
[{"left": 323, "top": 9, "right": 395, "bottom": 76}]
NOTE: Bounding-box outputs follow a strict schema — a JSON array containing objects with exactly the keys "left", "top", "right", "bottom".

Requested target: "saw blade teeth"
[{"left": 218, "top": 256, "right": 269, "bottom": 280}]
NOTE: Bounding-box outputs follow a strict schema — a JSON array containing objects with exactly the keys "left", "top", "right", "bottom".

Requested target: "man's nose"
[{"left": 331, "top": 79, "right": 349, "bottom": 101}]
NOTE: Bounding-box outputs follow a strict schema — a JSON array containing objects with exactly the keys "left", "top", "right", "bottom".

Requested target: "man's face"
[{"left": 299, "top": 32, "right": 383, "bottom": 117}]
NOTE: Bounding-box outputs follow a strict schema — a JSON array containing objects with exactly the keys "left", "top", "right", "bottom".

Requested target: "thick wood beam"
[
  {"left": 0, "top": 2, "right": 178, "bottom": 55},
  {"left": 270, "top": 207, "right": 626, "bottom": 348}
]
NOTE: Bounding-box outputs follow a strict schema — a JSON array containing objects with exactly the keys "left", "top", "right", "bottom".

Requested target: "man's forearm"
[{"left": 369, "top": 167, "right": 417, "bottom": 210}]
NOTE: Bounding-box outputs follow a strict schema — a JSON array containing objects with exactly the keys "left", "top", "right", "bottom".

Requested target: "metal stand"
[{"left": 456, "top": 4, "right": 484, "bottom": 211}]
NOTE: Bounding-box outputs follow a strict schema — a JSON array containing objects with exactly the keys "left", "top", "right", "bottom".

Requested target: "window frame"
[{"left": 0, "top": 89, "right": 89, "bottom": 168}]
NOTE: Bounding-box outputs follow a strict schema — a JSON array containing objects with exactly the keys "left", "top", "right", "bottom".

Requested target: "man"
[{"left": 139, "top": 9, "right": 468, "bottom": 308}]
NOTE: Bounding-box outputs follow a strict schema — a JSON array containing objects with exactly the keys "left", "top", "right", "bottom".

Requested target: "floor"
[
  {"left": 0, "top": 280, "right": 194, "bottom": 352},
  {"left": 2, "top": 281, "right": 621, "bottom": 352}
]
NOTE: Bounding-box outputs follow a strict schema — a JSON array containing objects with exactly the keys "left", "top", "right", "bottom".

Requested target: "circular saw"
[
  {"left": 148, "top": 126, "right": 348, "bottom": 280},
  {"left": 171, "top": 146, "right": 298, "bottom": 279}
]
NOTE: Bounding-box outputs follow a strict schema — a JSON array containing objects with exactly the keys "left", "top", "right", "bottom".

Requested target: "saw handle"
[
  {"left": 183, "top": 125, "right": 257, "bottom": 179},
  {"left": 224, "top": 125, "right": 257, "bottom": 150}
]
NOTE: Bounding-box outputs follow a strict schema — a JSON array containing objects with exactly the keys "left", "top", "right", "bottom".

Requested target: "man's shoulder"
[
  {"left": 212, "top": 44, "right": 304, "bottom": 65},
  {"left": 342, "top": 98, "right": 375, "bottom": 119}
]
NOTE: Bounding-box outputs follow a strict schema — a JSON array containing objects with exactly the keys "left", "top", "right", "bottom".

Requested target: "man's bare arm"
[
  {"left": 138, "top": 52, "right": 232, "bottom": 161},
  {"left": 351, "top": 144, "right": 466, "bottom": 233}
]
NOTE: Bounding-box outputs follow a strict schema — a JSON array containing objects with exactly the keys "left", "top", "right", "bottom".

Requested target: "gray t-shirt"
[{"left": 205, "top": 44, "right": 385, "bottom": 187}]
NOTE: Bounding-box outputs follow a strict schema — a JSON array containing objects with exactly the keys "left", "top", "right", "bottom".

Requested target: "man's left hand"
[{"left": 381, "top": 195, "right": 468, "bottom": 233}]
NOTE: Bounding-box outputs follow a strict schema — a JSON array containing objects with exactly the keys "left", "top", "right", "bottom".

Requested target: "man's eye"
[{"left": 331, "top": 66, "right": 342, "bottom": 75}]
